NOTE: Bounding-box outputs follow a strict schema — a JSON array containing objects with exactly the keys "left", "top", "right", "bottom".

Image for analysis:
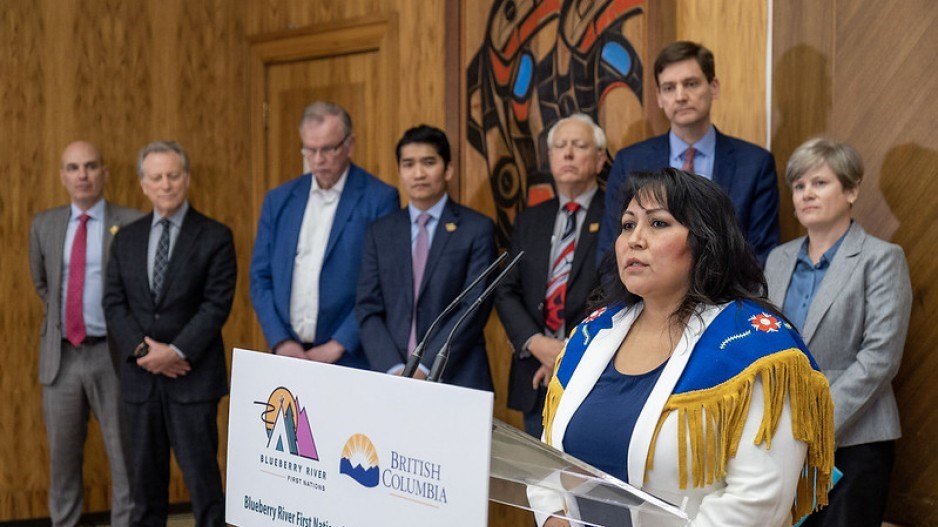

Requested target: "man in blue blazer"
[
  {"left": 356, "top": 125, "right": 496, "bottom": 390},
  {"left": 250, "top": 102, "right": 399, "bottom": 368},
  {"left": 598, "top": 41, "right": 779, "bottom": 264}
]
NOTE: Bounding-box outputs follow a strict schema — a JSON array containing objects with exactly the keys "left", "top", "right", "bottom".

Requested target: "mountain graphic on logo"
[
  {"left": 257, "top": 387, "right": 319, "bottom": 460},
  {"left": 339, "top": 434, "right": 380, "bottom": 487}
]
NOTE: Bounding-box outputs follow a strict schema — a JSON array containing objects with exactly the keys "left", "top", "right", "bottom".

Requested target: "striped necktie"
[{"left": 544, "top": 202, "right": 580, "bottom": 333}]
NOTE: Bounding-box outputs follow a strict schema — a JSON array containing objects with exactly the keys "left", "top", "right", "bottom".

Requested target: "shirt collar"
[
  {"left": 558, "top": 184, "right": 598, "bottom": 210},
  {"left": 409, "top": 193, "right": 449, "bottom": 223},
  {"left": 668, "top": 125, "right": 716, "bottom": 161},
  {"left": 71, "top": 198, "right": 105, "bottom": 222},
  {"left": 311, "top": 165, "right": 350, "bottom": 195},
  {"left": 151, "top": 201, "right": 189, "bottom": 228},
  {"left": 798, "top": 221, "right": 852, "bottom": 268}
]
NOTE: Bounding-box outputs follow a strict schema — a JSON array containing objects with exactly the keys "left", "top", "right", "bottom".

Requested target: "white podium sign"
[{"left": 225, "top": 348, "right": 494, "bottom": 527}]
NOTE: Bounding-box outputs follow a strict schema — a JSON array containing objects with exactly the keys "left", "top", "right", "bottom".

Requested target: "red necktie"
[
  {"left": 65, "top": 214, "right": 90, "bottom": 347},
  {"left": 682, "top": 146, "right": 696, "bottom": 173},
  {"left": 544, "top": 202, "right": 580, "bottom": 333}
]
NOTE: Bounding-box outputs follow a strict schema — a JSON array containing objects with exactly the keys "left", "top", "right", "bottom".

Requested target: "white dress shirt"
[{"left": 290, "top": 168, "right": 349, "bottom": 343}]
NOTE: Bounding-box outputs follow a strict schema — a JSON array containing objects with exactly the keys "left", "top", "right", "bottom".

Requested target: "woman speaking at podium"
[{"left": 530, "top": 168, "right": 834, "bottom": 527}]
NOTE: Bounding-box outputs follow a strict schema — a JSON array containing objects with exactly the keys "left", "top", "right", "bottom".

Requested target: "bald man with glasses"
[{"left": 250, "top": 101, "right": 399, "bottom": 368}]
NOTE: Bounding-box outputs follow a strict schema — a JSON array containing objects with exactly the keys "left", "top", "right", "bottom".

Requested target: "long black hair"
[{"left": 596, "top": 168, "right": 771, "bottom": 323}]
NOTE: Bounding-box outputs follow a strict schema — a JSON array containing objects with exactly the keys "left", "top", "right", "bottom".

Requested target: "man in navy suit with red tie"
[
  {"left": 356, "top": 125, "right": 496, "bottom": 390},
  {"left": 598, "top": 41, "right": 779, "bottom": 265}
]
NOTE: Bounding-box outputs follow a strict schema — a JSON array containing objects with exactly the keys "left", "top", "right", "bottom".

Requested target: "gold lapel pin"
[
  {"left": 109, "top": 225, "right": 120, "bottom": 235},
  {"left": 445, "top": 222, "right": 457, "bottom": 232},
  {"left": 588, "top": 222, "right": 599, "bottom": 233}
]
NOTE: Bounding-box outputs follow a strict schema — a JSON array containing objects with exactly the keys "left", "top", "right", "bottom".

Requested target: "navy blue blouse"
[{"left": 563, "top": 356, "right": 668, "bottom": 484}]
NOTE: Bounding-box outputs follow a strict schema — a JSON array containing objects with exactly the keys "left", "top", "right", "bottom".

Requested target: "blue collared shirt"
[
  {"left": 61, "top": 199, "right": 107, "bottom": 337},
  {"left": 408, "top": 194, "right": 449, "bottom": 250},
  {"left": 669, "top": 125, "right": 717, "bottom": 180},
  {"left": 782, "top": 225, "right": 850, "bottom": 330}
]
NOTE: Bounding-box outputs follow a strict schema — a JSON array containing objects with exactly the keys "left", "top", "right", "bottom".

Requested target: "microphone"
[
  {"left": 426, "top": 251, "right": 524, "bottom": 383},
  {"left": 401, "top": 251, "right": 509, "bottom": 379}
]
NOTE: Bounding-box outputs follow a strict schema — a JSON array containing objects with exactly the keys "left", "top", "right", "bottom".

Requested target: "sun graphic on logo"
[
  {"left": 341, "top": 434, "right": 379, "bottom": 469},
  {"left": 262, "top": 387, "right": 297, "bottom": 432},
  {"left": 339, "top": 434, "right": 380, "bottom": 488},
  {"left": 749, "top": 313, "right": 781, "bottom": 333}
]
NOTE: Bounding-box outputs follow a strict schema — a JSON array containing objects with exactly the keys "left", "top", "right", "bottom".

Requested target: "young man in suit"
[
  {"left": 598, "top": 41, "right": 779, "bottom": 264},
  {"left": 29, "top": 141, "right": 139, "bottom": 527},
  {"left": 250, "top": 101, "right": 399, "bottom": 369},
  {"left": 356, "top": 125, "right": 496, "bottom": 390},
  {"left": 104, "top": 141, "right": 236, "bottom": 527},
  {"left": 495, "top": 114, "right": 606, "bottom": 437}
]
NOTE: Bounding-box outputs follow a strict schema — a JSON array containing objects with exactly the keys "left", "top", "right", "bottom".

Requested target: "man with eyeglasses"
[
  {"left": 495, "top": 113, "right": 605, "bottom": 437},
  {"left": 250, "top": 101, "right": 399, "bottom": 368}
]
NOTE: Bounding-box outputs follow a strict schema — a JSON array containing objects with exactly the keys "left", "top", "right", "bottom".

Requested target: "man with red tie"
[
  {"left": 598, "top": 41, "right": 779, "bottom": 265},
  {"left": 29, "top": 141, "right": 141, "bottom": 527},
  {"left": 495, "top": 114, "right": 606, "bottom": 437}
]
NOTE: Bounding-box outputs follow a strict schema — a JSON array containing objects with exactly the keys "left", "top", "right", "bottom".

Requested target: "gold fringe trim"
[
  {"left": 645, "top": 348, "right": 834, "bottom": 521},
  {"left": 542, "top": 346, "right": 569, "bottom": 446}
]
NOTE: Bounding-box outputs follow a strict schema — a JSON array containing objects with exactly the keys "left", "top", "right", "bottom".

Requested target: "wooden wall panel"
[
  {"left": 1, "top": 0, "right": 448, "bottom": 522},
  {"left": 773, "top": 1, "right": 938, "bottom": 525},
  {"left": 674, "top": 0, "right": 768, "bottom": 146},
  {"left": 0, "top": 0, "right": 252, "bottom": 520},
  {"left": 0, "top": 3, "right": 48, "bottom": 520}
]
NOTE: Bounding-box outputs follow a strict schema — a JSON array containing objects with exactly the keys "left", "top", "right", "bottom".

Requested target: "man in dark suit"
[
  {"left": 495, "top": 114, "right": 605, "bottom": 437},
  {"left": 29, "top": 141, "right": 139, "bottom": 527},
  {"left": 598, "top": 41, "right": 779, "bottom": 264},
  {"left": 356, "top": 125, "right": 496, "bottom": 390},
  {"left": 104, "top": 141, "right": 235, "bottom": 527},
  {"left": 250, "top": 101, "right": 399, "bottom": 368}
]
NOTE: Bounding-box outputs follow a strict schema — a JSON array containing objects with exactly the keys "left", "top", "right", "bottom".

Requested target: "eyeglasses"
[{"left": 301, "top": 133, "right": 350, "bottom": 159}]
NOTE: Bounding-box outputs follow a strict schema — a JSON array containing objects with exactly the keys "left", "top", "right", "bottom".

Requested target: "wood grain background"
[{"left": 1, "top": 0, "right": 934, "bottom": 524}]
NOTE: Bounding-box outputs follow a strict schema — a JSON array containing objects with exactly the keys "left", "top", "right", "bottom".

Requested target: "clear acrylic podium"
[{"left": 489, "top": 419, "right": 690, "bottom": 526}]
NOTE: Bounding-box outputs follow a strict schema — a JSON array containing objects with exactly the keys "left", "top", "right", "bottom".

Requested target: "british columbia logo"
[
  {"left": 256, "top": 387, "right": 319, "bottom": 460},
  {"left": 339, "top": 434, "right": 380, "bottom": 487}
]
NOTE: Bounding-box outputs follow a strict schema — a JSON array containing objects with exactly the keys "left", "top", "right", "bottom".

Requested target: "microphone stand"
[
  {"left": 401, "top": 252, "right": 508, "bottom": 378},
  {"left": 426, "top": 251, "right": 524, "bottom": 383}
]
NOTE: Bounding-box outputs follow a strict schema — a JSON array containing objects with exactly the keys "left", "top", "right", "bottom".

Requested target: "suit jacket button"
[{"left": 154, "top": 313, "right": 161, "bottom": 320}]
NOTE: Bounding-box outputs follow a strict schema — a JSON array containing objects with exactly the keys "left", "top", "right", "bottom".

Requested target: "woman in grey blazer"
[{"left": 765, "top": 138, "right": 912, "bottom": 527}]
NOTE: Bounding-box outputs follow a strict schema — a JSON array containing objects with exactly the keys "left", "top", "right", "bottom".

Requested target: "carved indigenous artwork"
[{"left": 467, "top": 0, "right": 645, "bottom": 246}]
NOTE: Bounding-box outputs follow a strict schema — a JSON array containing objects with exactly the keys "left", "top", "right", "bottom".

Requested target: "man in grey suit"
[{"left": 29, "top": 141, "right": 140, "bottom": 527}]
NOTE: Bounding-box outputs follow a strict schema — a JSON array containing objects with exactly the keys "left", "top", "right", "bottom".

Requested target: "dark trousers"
[
  {"left": 125, "top": 385, "right": 225, "bottom": 527},
  {"left": 522, "top": 387, "right": 547, "bottom": 438},
  {"left": 802, "top": 441, "right": 895, "bottom": 527}
]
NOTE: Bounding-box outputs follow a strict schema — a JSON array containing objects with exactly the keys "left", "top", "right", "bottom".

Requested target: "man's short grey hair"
[
  {"left": 137, "top": 140, "right": 189, "bottom": 178},
  {"left": 546, "top": 113, "right": 607, "bottom": 151},
  {"left": 299, "top": 101, "right": 353, "bottom": 136},
  {"left": 785, "top": 137, "right": 864, "bottom": 190}
]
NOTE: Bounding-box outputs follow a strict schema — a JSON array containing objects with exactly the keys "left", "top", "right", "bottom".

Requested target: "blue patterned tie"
[{"left": 152, "top": 218, "right": 171, "bottom": 301}]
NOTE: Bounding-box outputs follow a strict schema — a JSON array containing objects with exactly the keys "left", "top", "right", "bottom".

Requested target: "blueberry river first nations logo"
[{"left": 256, "top": 387, "right": 319, "bottom": 460}]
